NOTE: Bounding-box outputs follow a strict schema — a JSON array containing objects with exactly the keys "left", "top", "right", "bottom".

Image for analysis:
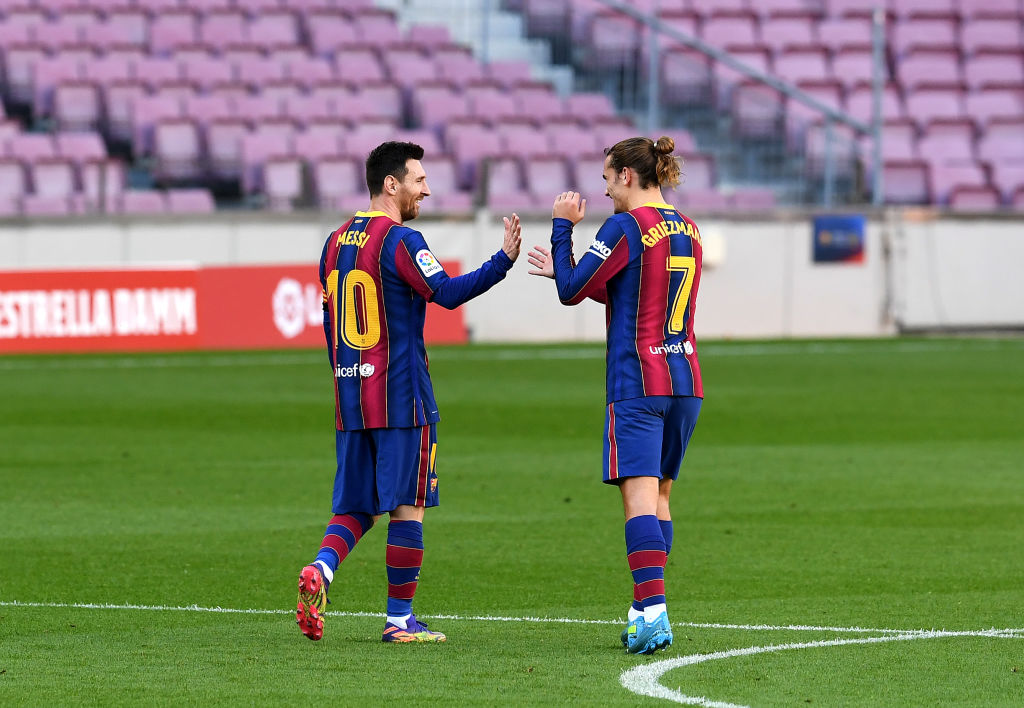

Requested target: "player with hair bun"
[{"left": 528, "top": 136, "right": 703, "bottom": 655}]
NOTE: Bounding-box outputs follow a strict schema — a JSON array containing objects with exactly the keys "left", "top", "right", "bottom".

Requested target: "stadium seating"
[{"left": 1, "top": 0, "right": 1022, "bottom": 214}]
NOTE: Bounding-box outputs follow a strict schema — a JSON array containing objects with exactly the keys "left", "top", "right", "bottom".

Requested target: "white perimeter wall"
[{"left": 1, "top": 210, "right": 1021, "bottom": 341}]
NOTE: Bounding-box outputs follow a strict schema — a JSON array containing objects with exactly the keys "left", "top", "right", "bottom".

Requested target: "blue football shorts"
[
  {"left": 603, "top": 395, "right": 702, "bottom": 484},
  {"left": 332, "top": 424, "right": 439, "bottom": 515}
]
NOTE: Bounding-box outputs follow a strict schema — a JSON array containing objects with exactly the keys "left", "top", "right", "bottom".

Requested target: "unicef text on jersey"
[
  {"left": 649, "top": 341, "right": 694, "bottom": 356},
  {"left": 335, "top": 363, "right": 376, "bottom": 378}
]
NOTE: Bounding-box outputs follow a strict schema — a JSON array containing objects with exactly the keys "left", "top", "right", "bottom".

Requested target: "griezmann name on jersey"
[
  {"left": 550, "top": 202, "right": 703, "bottom": 403},
  {"left": 320, "top": 211, "right": 513, "bottom": 431}
]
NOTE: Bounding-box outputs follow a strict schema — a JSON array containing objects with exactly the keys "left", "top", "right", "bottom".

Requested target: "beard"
[{"left": 400, "top": 197, "right": 420, "bottom": 221}]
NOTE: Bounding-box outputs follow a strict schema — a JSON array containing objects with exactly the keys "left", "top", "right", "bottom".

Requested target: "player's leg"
[
  {"left": 377, "top": 424, "right": 445, "bottom": 643},
  {"left": 297, "top": 429, "right": 380, "bottom": 641},
  {"left": 606, "top": 398, "right": 672, "bottom": 654}
]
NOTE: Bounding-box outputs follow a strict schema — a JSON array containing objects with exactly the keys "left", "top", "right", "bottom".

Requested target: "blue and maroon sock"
[
  {"left": 625, "top": 514, "right": 667, "bottom": 621},
  {"left": 660, "top": 519, "right": 674, "bottom": 556},
  {"left": 313, "top": 512, "right": 374, "bottom": 592},
  {"left": 385, "top": 519, "right": 424, "bottom": 627}
]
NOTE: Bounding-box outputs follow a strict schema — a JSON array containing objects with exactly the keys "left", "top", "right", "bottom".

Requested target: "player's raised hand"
[
  {"left": 502, "top": 213, "right": 521, "bottom": 261},
  {"left": 527, "top": 245, "right": 554, "bottom": 279},
  {"left": 552, "top": 191, "right": 586, "bottom": 224}
]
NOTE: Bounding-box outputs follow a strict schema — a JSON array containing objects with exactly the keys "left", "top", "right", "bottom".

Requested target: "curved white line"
[{"left": 620, "top": 629, "right": 1024, "bottom": 707}]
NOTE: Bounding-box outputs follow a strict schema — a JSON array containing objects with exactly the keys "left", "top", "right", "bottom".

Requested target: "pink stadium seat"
[
  {"left": 773, "top": 47, "right": 831, "bottom": 84},
  {"left": 573, "top": 152, "right": 609, "bottom": 205},
  {"left": 306, "top": 11, "right": 359, "bottom": 56},
  {"left": 380, "top": 48, "right": 437, "bottom": 91},
  {"left": 0, "top": 158, "right": 27, "bottom": 216},
  {"left": 660, "top": 48, "right": 713, "bottom": 105},
  {"left": 699, "top": 15, "right": 759, "bottom": 49},
  {"left": 824, "top": 0, "right": 877, "bottom": 18},
  {"left": 34, "top": 21, "right": 85, "bottom": 53},
  {"left": 261, "top": 79, "right": 303, "bottom": 108},
  {"left": 874, "top": 119, "right": 920, "bottom": 163},
  {"left": 351, "top": 8, "right": 401, "bottom": 46},
  {"left": 733, "top": 83, "right": 784, "bottom": 138},
  {"left": 522, "top": 0, "right": 569, "bottom": 36},
  {"left": 118, "top": 189, "right": 168, "bottom": 214},
  {"left": 247, "top": 10, "right": 301, "bottom": 47},
  {"left": 340, "top": 122, "right": 393, "bottom": 161},
  {"left": 443, "top": 120, "right": 504, "bottom": 189},
  {"left": 56, "top": 131, "right": 106, "bottom": 166},
  {"left": 673, "top": 188, "right": 730, "bottom": 211},
  {"left": 103, "top": 80, "right": 148, "bottom": 143},
  {"left": 830, "top": 47, "right": 882, "bottom": 90},
  {"left": 977, "top": 118, "right": 1024, "bottom": 163},
  {"left": 882, "top": 160, "right": 930, "bottom": 204},
  {"left": 293, "top": 122, "right": 344, "bottom": 162},
  {"left": 313, "top": 155, "right": 364, "bottom": 212},
  {"left": 134, "top": 57, "right": 183, "bottom": 89},
  {"left": 263, "top": 156, "right": 304, "bottom": 211},
  {"left": 33, "top": 58, "right": 87, "bottom": 119},
  {"left": 411, "top": 85, "right": 469, "bottom": 132},
  {"left": 990, "top": 163, "right": 1024, "bottom": 203},
  {"left": 963, "top": 50, "right": 1024, "bottom": 90},
  {"left": 586, "top": 12, "right": 641, "bottom": 69},
  {"left": 416, "top": 158, "right": 474, "bottom": 215},
  {"left": 356, "top": 82, "right": 403, "bottom": 123},
  {"left": 52, "top": 80, "right": 101, "bottom": 131},
  {"left": 752, "top": 0, "right": 822, "bottom": 19},
  {"left": 917, "top": 120, "right": 977, "bottom": 167},
  {"left": 483, "top": 60, "right": 534, "bottom": 89},
  {"left": 785, "top": 81, "right": 843, "bottom": 147},
  {"left": 929, "top": 163, "right": 989, "bottom": 203},
  {"left": 132, "top": 92, "right": 185, "bottom": 157},
  {"left": 176, "top": 52, "right": 229, "bottom": 89},
  {"left": 150, "top": 10, "right": 199, "bottom": 56},
  {"left": 544, "top": 123, "right": 601, "bottom": 160},
  {"left": 335, "top": 46, "right": 386, "bottom": 84},
  {"left": 282, "top": 55, "right": 335, "bottom": 89},
  {"left": 405, "top": 24, "right": 453, "bottom": 53},
  {"left": 235, "top": 56, "right": 287, "bottom": 88},
  {"left": 84, "top": 55, "right": 133, "bottom": 86},
  {"left": 564, "top": 92, "right": 618, "bottom": 125},
  {"left": 897, "top": 49, "right": 964, "bottom": 92},
  {"left": 206, "top": 117, "right": 249, "bottom": 180},
  {"left": 241, "top": 128, "right": 295, "bottom": 195},
  {"left": 165, "top": 187, "right": 215, "bottom": 213},
  {"left": 759, "top": 16, "right": 818, "bottom": 54},
  {"left": 892, "top": 18, "right": 959, "bottom": 57},
  {"left": 904, "top": 87, "right": 967, "bottom": 130},
  {"left": 5, "top": 43, "right": 47, "bottom": 105},
  {"left": 153, "top": 118, "right": 204, "bottom": 183},
  {"left": 500, "top": 122, "right": 551, "bottom": 158},
  {"left": 714, "top": 46, "right": 771, "bottom": 110},
  {"left": 729, "top": 187, "right": 778, "bottom": 211},
  {"left": 23, "top": 158, "right": 79, "bottom": 217},
  {"left": 948, "top": 184, "right": 1001, "bottom": 210},
  {"left": 434, "top": 47, "right": 486, "bottom": 87},
  {"left": 844, "top": 82, "right": 906, "bottom": 123},
  {"left": 957, "top": 0, "right": 1022, "bottom": 20},
  {"left": 679, "top": 153, "right": 716, "bottom": 190},
  {"left": 960, "top": 19, "right": 1023, "bottom": 56},
  {"left": 803, "top": 122, "right": 858, "bottom": 176},
  {"left": 7, "top": 133, "right": 58, "bottom": 163},
  {"left": 284, "top": 93, "right": 334, "bottom": 127},
  {"left": 524, "top": 155, "right": 572, "bottom": 202},
  {"left": 393, "top": 129, "right": 442, "bottom": 157},
  {"left": 232, "top": 92, "right": 283, "bottom": 123},
  {"left": 80, "top": 158, "right": 124, "bottom": 212},
  {"left": 487, "top": 155, "right": 540, "bottom": 213}
]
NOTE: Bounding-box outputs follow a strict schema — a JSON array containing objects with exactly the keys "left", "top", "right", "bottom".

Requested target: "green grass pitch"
[{"left": 1, "top": 338, "right": 1022, "bottom": 706}]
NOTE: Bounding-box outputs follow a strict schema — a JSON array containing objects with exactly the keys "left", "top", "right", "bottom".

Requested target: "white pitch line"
[
  {"left": 620, "top": 629, "right": 1024, "bottom": 707},
  {"left": 2, "top": 601, "right": 1023, "bottom": 639},
  {"left": 1, "top": 339, "right": 1020, "bottom": 371}
]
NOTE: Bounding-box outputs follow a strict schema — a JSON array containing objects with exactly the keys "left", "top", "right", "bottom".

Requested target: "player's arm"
[
  {"left": 548, "top": 193, "right": 628, "bottom": 305},
  {"left": 318, "top": 235, "right": 336, "bottom": 369},
  {"left": 395, "top": 215, "right": 521, "bottom": 310},
  {"left": 527, "top": 245, "right": 607, "bottom": 304}
]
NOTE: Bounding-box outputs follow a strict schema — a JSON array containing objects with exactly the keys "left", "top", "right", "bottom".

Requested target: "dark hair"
[
  {"left": 604, "top": 136, "right": 682, "bottom": 189},
  {"left": 365, "top": 141, "right": 425, "bottom": 196}
]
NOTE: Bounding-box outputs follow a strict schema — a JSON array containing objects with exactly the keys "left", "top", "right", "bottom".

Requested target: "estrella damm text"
[
  {"left": 336, "top": 229, "right": 370, "bottom": 248},
  {"left": 641, "top": 219, "right": 701, "bottom": 248}
]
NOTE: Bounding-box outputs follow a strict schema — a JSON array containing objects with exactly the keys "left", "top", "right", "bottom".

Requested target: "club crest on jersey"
[
  {"left": 415, "top": 249, "right": 443, "bottom": 276},
  {"left": 587, "top": 239, "right": 612, "bottom": 260}
]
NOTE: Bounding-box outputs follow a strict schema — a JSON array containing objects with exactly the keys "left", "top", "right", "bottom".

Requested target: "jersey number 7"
[
  {"left": 326, "top": 269, "right": 381, "bottom": 350},
  {"left": 666, "top": 256, "right": 696, "bottom": 336}
]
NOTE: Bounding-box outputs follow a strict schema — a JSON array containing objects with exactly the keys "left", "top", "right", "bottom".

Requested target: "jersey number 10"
[
  {"left": 667, "top": 256, "right": 696, "bottom": 336},
  {"left": 326, "top": 269, "right": 382, "bottom": 350}
]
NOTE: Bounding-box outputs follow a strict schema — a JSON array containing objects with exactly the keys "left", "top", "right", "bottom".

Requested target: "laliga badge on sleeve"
[{"left": 415, "top": 249, "right": 444, "bottom": 277}]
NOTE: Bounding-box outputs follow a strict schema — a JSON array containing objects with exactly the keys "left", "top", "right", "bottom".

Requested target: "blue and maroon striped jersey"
[
  {"left": 550, "top": 202, "right": 703, "bottom": 403},
  {"left": 319, "top": 210, "right": 514, "bottom": 430}
]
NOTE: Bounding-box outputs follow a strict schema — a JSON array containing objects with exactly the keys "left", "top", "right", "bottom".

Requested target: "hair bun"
[{"left": 654, "top": 136, "right": 675, "bottom": 155}]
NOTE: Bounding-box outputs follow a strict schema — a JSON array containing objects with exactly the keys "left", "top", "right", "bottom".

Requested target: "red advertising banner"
[{"left": 0, "top": 263, "right": 467, "bottom": 354}]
